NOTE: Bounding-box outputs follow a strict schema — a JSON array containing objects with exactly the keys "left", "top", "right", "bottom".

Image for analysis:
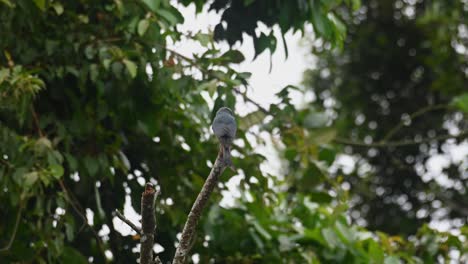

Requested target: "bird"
[{"left": 212, "top": 107, "right": 236, "bottom": 169}]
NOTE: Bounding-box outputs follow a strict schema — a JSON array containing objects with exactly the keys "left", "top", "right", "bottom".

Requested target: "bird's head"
[{"left": 216, "top": 107, "right": 234, "bottom": 116}]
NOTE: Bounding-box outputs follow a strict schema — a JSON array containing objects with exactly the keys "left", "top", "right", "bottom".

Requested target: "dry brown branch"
[
  {"left": 113, "top": 210, "right": 141, "bottom": 234},
  {"left": 140, "top": 183, "right": 160, "bottom": 264},
  {"left": 172, "top": 150, "right": 227, "bottom": 264}
]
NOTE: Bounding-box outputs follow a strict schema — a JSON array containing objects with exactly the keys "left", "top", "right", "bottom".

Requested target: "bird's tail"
[{"left": 223, "top": 145, "right": 236, "bottom": 171}]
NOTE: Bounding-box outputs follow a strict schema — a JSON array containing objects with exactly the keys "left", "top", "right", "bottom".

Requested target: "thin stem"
[
  {"left": 58, "top": 180, "right": 104, "bottom": 253},
  {"left": 233, "top": 87, "right": 270, "bottom": 114},
  {"left": 30, "top": 105, "right": 44, "bottom": 137},
  {"left": 113, "top": 210, "right": 141, "bottom": 234},
  {"left": 172, "top": 151, "right": 227, "bottom": 264},
  {"left": 152, "top": 43, "right": 270, "bottom": 115},
  {"left": 382, "top": 104, "right": 450, "bottom": 142},
  {"left": 333, "top": 130, "right": 468, "bottom": 148},
  {"left": 0, "top": 158, "right": 12, "bottom": 167},
  {"left": 0, "top": 203, "right": 23, "bottom": 252}
]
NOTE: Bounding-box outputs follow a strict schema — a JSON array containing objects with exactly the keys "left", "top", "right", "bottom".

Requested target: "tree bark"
[
  {"left": 140, "top": 183, "right": 158, "bottom": 264},
  {"left": 172, "top": 151, "right": 226, "bottom": 264}
]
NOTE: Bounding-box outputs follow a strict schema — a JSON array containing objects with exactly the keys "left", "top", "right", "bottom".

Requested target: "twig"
[
  {"left": 382, "top": 104, "right": 450, "bottom": 142},
  {"left": 30, "top": 105, "right": 44, "bottom": 137},
  {"left": 233, "top": 87, "right": 270, "bottom": 114},
  {"left": 0, "top": 158, "right": 12, "bottom": 167},
  {"left": 113, "top": 210, "right": 141, "bottom": 234},
  {"left": 0, "top": 203, "right": 23, "bottom": 252},
  {"left": 172, "top": 150, "right": 227, "bottom": 264},
  {"left": 140, "top": 183, "right": 160, "bottom": 264},
  {"left": 58, "top": 180, "right": 104, "bottom": 252},
  {"left": 333, "top": 130, "right": 468, "bottom": 148},
  {"left": 152, "top": 42, "right": 271, "bottom": 117},
  {"left": 155, "top": 256, "right": 163, "bottom": 264}
]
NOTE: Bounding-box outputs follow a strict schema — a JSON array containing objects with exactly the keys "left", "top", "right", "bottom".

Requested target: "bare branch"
[
  {"left": 172, "top": 151, "right": 227, "bottom": 264},
  {"left": 0, "top": 158, "right": 12, "bottom": 167},
  {"left": 113, "top": 210, "right": 141, "bottom": 234},
  {"left": 140, "top": 183, "right": 159, "bottom": 264},
  {"left": 0, "top": 203, "right": 23, "bottom": 252},
  {"left": 155, "top": 256, "right": 163, "bottom": 264},
  {"left": 233, "top": 87, "right": 270, "bottom": 114},
  {"left": 382, "top": 104, "right": 450, "bottom": 142},
  {"left": 31, "top": 105, "right": 44, "bottom": 137},
  {"left": 333, "top": 130, "right": 468, "bottom": 148},
  {"left": 58, "top": 180, "right": 104, "bottom": 253}
]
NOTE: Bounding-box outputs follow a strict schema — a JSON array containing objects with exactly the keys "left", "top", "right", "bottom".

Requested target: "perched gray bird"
[{"left": 212, "top": 107, "right": 236, "bottom": 168}]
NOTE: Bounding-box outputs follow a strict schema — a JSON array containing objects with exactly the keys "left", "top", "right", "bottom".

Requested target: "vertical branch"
[
  {"left": 172, "top": 151, "right": 226, "bottom": 264},
  {"left": 140, "top": 183, "right": 159, "bottom": 264}
]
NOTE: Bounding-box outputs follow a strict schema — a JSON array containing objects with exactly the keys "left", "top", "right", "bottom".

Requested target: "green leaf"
[
  {"left": 329, "top": 13, "right": 346, "bottom": 49},
  {"left": 0, "top": 0, "right": 14, "bottom": 8},
  {"left": 102, "top": 59, "right": 112, "bottom": 70},
  {"left": 137, "top": 19, "right": 150, "bottom": 36},
  {"left": 24, "top": 171, "right": 39, "bottom": 187},
  {"left": 384, "top": 256, "right": 401, "bottom": 264},
  {"left": 52, "top": 2, "right": 64, "bottom": 15},
  {"left": 156, "top": 9, "right": 180, "bottom": 25},
  {"left": 252, "top": 220, "right": 272, "bottom": 240},
  {"left": 84, "top": 46, "right": 95, "bottom": 60},
  {"left": 0, "top": 68, "right": 9, "bottom": 84},
  {"left": 49, "top": 164, "right": 64, "bottom": 179},
  {"left": 318, "top": 147, "right": 336, "bottom": 165},
  {"left": 89, "top": 63, "right": 99, "bottom": 83},
  {"left": 303, "top": 111, "right": 328, "bottom": 128},
  {"left": 281, "top": 31, "right": 289, "bottom": 59},
  {"left": 142, "top": 0, "right": 161, "bottom": 12},
  {"left": 60, "top": 247, "right": 88, "bottom": 264},
  {"left": 310, "top": 127, "right": 337, "bottom": 145},
  {"left": 34, "top": 137, "right": 52, "bottom": 154},
  {"left": 84, "top": 156, "right": 99, "bottom": 177},
  {"left": 123, "top": 59, "right": 137, "bottom": 78},
  {"left": 198, "top": 79, "right": 217, "bottom": 96},
  {"left": 335, "top": 221, "right": 355, "bottom": 243},
  {"left": 33, "top": 0, "right": 46, "bottom": 11},
  {"left": 65, "top": 153, "right": 78, "bottom": 171},
  {"left": 322, "top": 228, "right": 339, "bottom": 249},
  {"left": 238, "top": 72, "right": 252, "bottom": 80},
  {"left": 254, "top": 33, "right": 270, "bottom": 58},
  {"left": 308, "top": 191, "right": 332, "bottom": 203},
  {"left": 195, "top": 32, "right": 212, "bottom": 47},
  {"left": 65, "top": 222, "right": 74, "bottom": 241},
  {"left": 368, "top": 240, "right": 384, "bottom": 263},
  {"left": 239, "top": 110, "right": 267, "bottom": 130},
  {"left": 451, "top": 93, "right": 468, "bottom": 113},
  {"left": 219, "top": 50, "right": 245, "bottom": 63},
  {"left": 284, "top": 148, "right": 297, "bottom": 160},
  {"left": 310, "top": 0, "right": 333, "bottom": 39},
  {"left": 95, "top": 186, "right": 105, "bottom": 219},
  {"left": 268, "top": 32, "right": 277, "bottom": 54},
  {"left": 347, "top": 0, "right": 361, "bottom": 11}
]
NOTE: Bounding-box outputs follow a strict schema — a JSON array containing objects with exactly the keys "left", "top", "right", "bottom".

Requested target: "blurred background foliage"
[
  {"left": 301, "top": 0, "right": 468, "bottom": 235},
  {"left": 0, "top": 0, "right": 466, "bottom": 263}
]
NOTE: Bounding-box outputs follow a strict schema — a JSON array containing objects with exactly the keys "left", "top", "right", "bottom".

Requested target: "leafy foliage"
[
  {"left": 0, "top": 0, "right": 466, "bottom": 263},
  {"left": 302, "top": 0, "right": 468, "bottom": 235}
]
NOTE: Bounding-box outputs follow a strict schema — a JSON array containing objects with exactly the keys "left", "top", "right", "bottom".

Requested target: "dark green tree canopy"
[{"left": 0, "top": 0, "right": 466, "bottom": 263}]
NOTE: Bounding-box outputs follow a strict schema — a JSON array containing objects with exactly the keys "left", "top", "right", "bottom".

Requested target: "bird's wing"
[
  {"left": 226, "top": 120, "right": 236, "bottom": 138},
  {"left": 212, "top": 113, "right": 236, "bottom": 137}
]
